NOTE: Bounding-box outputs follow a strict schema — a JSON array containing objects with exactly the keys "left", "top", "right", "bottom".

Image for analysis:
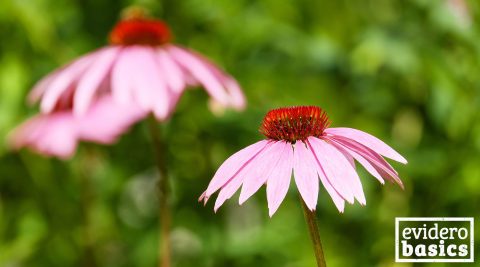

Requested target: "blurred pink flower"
[
  {"left": 29, "top": 15, "right": 245, "bottom": 120},
  {"left": 11, "top": 13, "right": 246, "bottom": 158},
  {"left": 200, "top": 106, "right": 407, "bottom": 216},
  {"left": 9, "top": 96, "right": 146, "bottom": 159}
]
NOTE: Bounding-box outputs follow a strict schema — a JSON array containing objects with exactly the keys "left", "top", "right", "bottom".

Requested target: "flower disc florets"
[
  {"left": 260, "top": 106, "right": 330, "bottom": 143},
  {"left": 109, "top": 18, "right": 172, "bottom": 46}
]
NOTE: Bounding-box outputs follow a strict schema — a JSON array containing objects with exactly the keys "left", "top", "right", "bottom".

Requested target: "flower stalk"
[
  {"left": 300, "top": 198, "right": 327, "bottom": 267},
  {"left": 148, "top": 116, "right": 171, "bottom": 267}
]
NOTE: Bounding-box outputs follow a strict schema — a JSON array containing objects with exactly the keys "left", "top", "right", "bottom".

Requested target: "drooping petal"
[
  {"left": 156, "top": 48, "right": 185, "bottom": 93},
  {"left": 307, "top": 137, "right": 355, "bottom": 204},
  {"left": 239, "top": 141, "right": 285, "bottom": 204},
  {"left": 328, "top": 137, "right": 384, "bottom": 184},
  {"left": 77, "top": 96, "right": 147, "bottom": 143},
  {"left": 293, "top": 141, "right": 319, "bottom": 211},
  {"left": 325, "top": 127, "right": 407, "bottom": 164},
  {"left": 205, "top": 140, "right": 270, "bottom": 196},
  {"left": 73, "top": 47, "right": 120, "bottom": 115},
  {"left": 337, "top": 145, "right": 355, "bottom": 168},
  {"left": 128, "top": 46, "right": 171, "bottom": 119},
  {"left": 166, "top": 45, "right": 231, "bottom": 106},
  {"left": 111, "top": 48, "right": 135, "bottom": 104},
  {"left": 9, "top": 113, "right": 77, "bottom": 159},
  {"left": 214, "top": 142, "right": 272, "bottom": 211},
  {"left": 266, "top": 142, "right": 293, "bottom": 216},
  {"left": 214, "top": 170, "right": 245, "bottom": 212},
  {"left": 40, "top": 50, "right": 100, "bottom": 113},
  {"left": 317, "top": 168, "right": 345, "bottom": 213},
  {"left": 195, "top": 56, "right": 246, "bottom": 110},
  {"left": 28, "top": 70, "right": 58, "bottom": 104},
  {"left": 331, "top": 136, "right": 404, "bottom": 188},
  {"left": 310, "top": 137, "right": 365, "bottom": 205}
]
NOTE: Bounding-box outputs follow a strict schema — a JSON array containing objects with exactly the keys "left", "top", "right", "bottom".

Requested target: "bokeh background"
[{"left": 1, "top": 0, "right": 479, "bottom": 266}]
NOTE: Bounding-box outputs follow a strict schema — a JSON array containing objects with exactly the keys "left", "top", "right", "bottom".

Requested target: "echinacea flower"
[
  {"left": 200, "top": 106, "right": 407, "bottom": 216},
  {"left": 29, "top": 11, "right": 245, "bottom": 121},
  {"left": 9, "top": 96, "right": 146, "bottom": 159},
  {"left": 11, "top": 9, "right": 246, "bottom": 159}
]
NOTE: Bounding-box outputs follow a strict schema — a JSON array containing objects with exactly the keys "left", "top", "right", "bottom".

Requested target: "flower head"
[
  {"left": 200, "top": 106, "right": 407, "bottom": 217},
  {"left": 29, "top": 11, "right": 245, "bottom": 120},
  {"left": 12, "top": 9, "right": 246, "bottom": 158}
]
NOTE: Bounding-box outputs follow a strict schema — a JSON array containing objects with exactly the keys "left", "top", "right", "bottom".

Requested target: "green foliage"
[{"left": 1, "top": 0, "right": 479, "bottom": 266}]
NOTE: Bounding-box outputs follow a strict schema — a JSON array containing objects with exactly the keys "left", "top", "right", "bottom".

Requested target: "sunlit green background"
[{"left": 1, "top": 0, "right": 480, "bottom": 266}]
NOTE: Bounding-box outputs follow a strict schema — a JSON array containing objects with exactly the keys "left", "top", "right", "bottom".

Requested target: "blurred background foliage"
[{"left": 1, "top": 0, "right": 479, "bottom": 266}]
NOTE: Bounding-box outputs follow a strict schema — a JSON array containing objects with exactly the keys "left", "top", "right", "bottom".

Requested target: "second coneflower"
[
  {"left": 200, "top": 106, "right": 407, "bottom": 267},
  {"left": 29, "top": 9, "right": 245, "bottom": 121},
  {"left": 14, "top": 8, "right": 245, "bottom": 159}
]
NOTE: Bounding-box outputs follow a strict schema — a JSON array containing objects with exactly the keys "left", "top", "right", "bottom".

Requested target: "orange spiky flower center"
[
  {"left": 109, "top": 18, "right": 172, "bottom": 46},
  {"left": 260, "top": 106, "right": 331, "bottom": 143}
]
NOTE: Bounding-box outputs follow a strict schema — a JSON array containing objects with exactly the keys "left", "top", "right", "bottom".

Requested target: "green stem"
[
  {"left": 148, "top": 117, "right": 171, "bottom": 267},
  {"left": 300, "top": 198, "right": 327, "bottom": 267}
]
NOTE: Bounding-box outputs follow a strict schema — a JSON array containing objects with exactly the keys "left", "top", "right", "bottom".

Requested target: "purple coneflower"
[
  {"left": 30, "top": 12, "right": 245, "bottom": 119},
  {"left": 201, "top": 106, "right": 407, "bottom": 266},
  {"left": 201, "top": 106, "right": 406, "bottom": 216},
  {"left": 12, "top": 10, "right": 245, "bottom": 158}
]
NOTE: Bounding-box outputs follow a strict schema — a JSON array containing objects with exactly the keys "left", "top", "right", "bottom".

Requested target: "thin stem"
[
  {"left": 78, "top": 151, "right": 97, "bottom": 267},
  {"left": 148, "top": 117, "right": 171, "bottom": 267},
  {"left": 300, "top": 198, "right": 327, "bottom": 267}
]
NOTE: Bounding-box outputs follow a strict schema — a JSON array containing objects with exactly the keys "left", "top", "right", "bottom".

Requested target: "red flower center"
[
  {"left": 109, "top": 19, "right": 172, "bottom": 46},
  {"left": 260, "top": 106, "right": 331, "bottom": 143}
]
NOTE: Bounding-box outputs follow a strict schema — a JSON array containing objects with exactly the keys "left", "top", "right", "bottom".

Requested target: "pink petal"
[
  {"left": 307, "top": 137, "right": 355, "bottom": 204},
  {"left": 214, "top": 170, "right": 245, "bottom": 212},
  {"left": 157, "top": 48, "right": 185, "bottom": 93},
  {"left": 213, "top": 141, "right": 273, "bottom": 211},
  {"left": 325, "top": 127, "right": 407, "bottom": 164},
  {"left": 40, "top": 50, "right": 99, "bottom": 113},
  {"left": 167, "top": 46, "right": 231, "bottom": 106},
  {"left": 293, "top": 141, "right": 319, "bottom": 211},
  {"left": 37, "top": 117, "right": 77, "bottom": 159},
  {"left": 129, "top": 47, "right": 171, "bottom": 119},
  {"left": 192, "top": 54, "right": 246, "bottom": 110},
  {"left": 314, "top": 138, "right": 366, "bottom": 205},
  {"left": 112, "top": 48, "right": 135, "bottom": 104},
  {"left": 328, "top": 137, "right": 385, "bottom": 184},
  {"left": 77, "top": 96, "right": 146, "bottom": 143},
  {"left": 317, "top": 168, "right": 345, "bottom": 213},
  {"left": 205, "top": 140, "right": 269, "bottom": 196},
  {"left": 9, "top": 113, "right": 77, "bottom": 159},
  {"left": 332, "top": 136, "right": 404, "bottom": 188},
  {"left": 266, "top": 142, "right": 293, "bottom": 216},
  {"left": 239, "top": 141, "right": 285, "bottom": 204},
  {"left": 28, "top": 70, "right": 58, "bottom": 104},
  {"left": 73, "top": 47, "right": 120, "bottom": 115}
]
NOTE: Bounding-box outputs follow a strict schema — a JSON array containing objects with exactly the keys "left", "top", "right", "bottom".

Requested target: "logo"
[{"left": 395, "top": 217, "right": 474, "bottom": 262}]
